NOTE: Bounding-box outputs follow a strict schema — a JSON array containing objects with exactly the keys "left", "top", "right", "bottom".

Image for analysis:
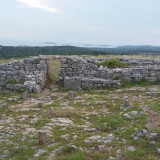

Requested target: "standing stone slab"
[
  {"left": 38, "top": 131, "right": 46, "bottom": 145},
  {"left": 68, "top": 91, "right": 76, "bottom": 101},
  {"left": 22, "top": 92, "right": 28, "bottom": 100},
  {"left": 2, "top": 104, "right": 9, "bottom": 109}
]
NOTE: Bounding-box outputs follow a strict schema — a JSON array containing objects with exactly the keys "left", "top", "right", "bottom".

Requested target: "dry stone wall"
[
  {"left": 0, "top": 56, "right": 48, "bottom": 92},
  {"left": 1, "top": 56, "right": 160, "bottom": 92},
  {"left": 60, "top": 56, "right": 160, "bottom": 90}
]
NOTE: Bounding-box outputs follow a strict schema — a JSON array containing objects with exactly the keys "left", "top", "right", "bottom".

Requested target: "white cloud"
[{"left": 16, "top": 0, "right": 59, "bottom": 13}]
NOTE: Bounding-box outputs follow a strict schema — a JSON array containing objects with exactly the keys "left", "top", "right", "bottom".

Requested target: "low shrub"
[{"left": 97, "top": 58, "right": 126, "bottom": 68}]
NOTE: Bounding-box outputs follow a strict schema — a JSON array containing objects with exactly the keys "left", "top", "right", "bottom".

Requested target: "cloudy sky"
[{"left": 0, "top": 0, "right": 160, "bottom": 46}]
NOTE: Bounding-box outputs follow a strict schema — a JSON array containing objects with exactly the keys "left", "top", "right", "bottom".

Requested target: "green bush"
[{"left": 97, "top": 58, "right": 126, "bottom": 68}]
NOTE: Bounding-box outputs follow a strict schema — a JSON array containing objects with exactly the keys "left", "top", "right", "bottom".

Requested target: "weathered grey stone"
[
  {"left": 38, "top": 103, "right": 43, "bottom": 108},
  {"left": 64, "top": 77, "right": 82, "bottom": 90},
  {"left": 38, "top": 131, "right": 46, "bottom": 145},
  {"left": 149, "top": 133, "right": 160, "bottom": 142},
  {"left": 6, "top": 84, "right": 24, "bottom": 91},
  {"left": 108, "top": 157, "right": 116, "bottom": 160},
  {"left": 50, "top": 94, "right": 57, "bottom": 100},
  {"left": 8, "top": 97, "right": 18, "bottom": 101},
  {"left": 150, "top": 141, "right": 156, "bottom": 145},
  {"left": 129, "top": 111, "right": 138, "bottom": 116},
  {"left": 22, "top": 92, "right": 28, "bottom": 100},
  {"left": 137, "top": 129, "right": 148, "bottom": 138},
  {"left": 68, "top": 91, "right": 76, "bottom": 101},
  {"left": 124, "top": 100, "right": 131, "bottom": 108},
  {"left": 2, "top": 104, "right": 9, "bottom": 109},
  {"left": 0, "top": 56, "right": 48, "bottom": 92},
  {"left": 33, "top": 85, "right": 42, "bottom": 93},
  {"left": 124, "top": 114, "right": 132, "bottom": 120},
  {"left": 59, "top": 57, "right": 160, "bottom": 90},
  {"left": 127, "top": 146, "right": 136, "bottom": 152}
]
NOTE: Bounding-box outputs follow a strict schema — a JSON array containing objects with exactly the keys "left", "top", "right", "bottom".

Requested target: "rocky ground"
[{"left": 0, "top": 84, "right": 160, "bottom": 160}]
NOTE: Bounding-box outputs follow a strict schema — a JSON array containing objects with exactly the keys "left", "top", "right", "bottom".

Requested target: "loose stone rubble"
[{"left": 0, "top": 84, "right": 160, "bottom": 159}]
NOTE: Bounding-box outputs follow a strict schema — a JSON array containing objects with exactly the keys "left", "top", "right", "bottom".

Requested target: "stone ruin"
[
  {"left": 0, "top": 56, "right": 48, "bottom": 93},
  {"left": 59, "top": 56, "right": 160, "bottom": 90},
  {"left": 0, "top": 55, "right": 160, "bottom": 92}
]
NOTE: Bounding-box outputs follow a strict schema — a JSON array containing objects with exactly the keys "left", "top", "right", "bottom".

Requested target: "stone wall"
[
  {"left": 60, "top": 56, "right": 160, "bottom": 90},
  {"left": 1, "top": 56, "right": 160, "bottom": 92},
  {"left": 0, "top": 56, "right": 48, "bottom": 92}
]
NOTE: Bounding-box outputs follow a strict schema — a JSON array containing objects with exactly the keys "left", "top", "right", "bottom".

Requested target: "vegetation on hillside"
[
  {"left": 97, "top": 58, "right": 127, "bottom": 68},
  {"left": 1, "top": 45, "right": 160, "bottom": 59},
  {"left": 0, "top": 46, "right": 95, "bottom": 59}
]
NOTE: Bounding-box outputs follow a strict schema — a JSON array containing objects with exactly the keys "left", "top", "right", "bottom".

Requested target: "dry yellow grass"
[
  {"left": 48, "top": 58, "right": 61, "bottom": 84},
  {"left": 0, "top": 58, "right": 24, "bottom": 64},
  {"left": 46, "top": 108, "right": 86, "bottom": 118}
]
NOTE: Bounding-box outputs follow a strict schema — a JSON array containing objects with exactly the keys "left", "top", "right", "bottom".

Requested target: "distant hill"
[
  {"left": 116, "top": 45, "right": 160, "bottom": 50},
  {"left": 90, "top": 45, "right": 160, "bottom": 55},
  {"left": 0, "top": 45, "right": 160, "bottom": 59}
]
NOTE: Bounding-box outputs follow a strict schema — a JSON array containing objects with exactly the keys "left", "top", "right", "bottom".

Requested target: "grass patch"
[
  {"left": 88, "top": 113, "right": 125, "bottom": 131},
  {"left": 147, "top": 100, "right": 160, "bottom": 111},
  {"left": 0, "top": 58, "right": 24, "bottom": 64},
  {"left": 56, "top": 146, "right": 85, "bottom": 160},
  {"left": 33, "top": 119, "right": 50, "bottom": 128},
  {"left": 47, "top": 108, "right": 83, "bottom": 118},
  {"left": 100, "top": 114, "right": 125, "bottom": 130},
  {"left": 97, "top": 58, "right": 126, "bottom": 68},
  {"left": 4, "top": 79, "right": 25, "bottom": 85},
  {"left": 72, "top": 118, "right": 85, "bottom": 125},
  {"left": 121, "top": 79, "right": 160, "bottom": 88},
  {"left": 7, "top": 136, "right": 37, "bottom": 160},
  {"left": 123, "top": 140, "right": 157, "bottom": 160},
  {"left": 48, "top": 58, "right": 61, "bottom": 84},
  {"left": 123, "top": 148, "right": 145, "bottom": 160},
  {"left": 118, "top": 127, "right": 136, "bottom": 139}
]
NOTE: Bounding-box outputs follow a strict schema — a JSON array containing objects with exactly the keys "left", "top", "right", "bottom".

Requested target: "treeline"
[
  {"left": 91, "top": 45, "right": 160, "bottom": 55},
  {"left": 0, "top": 45, "right": 160, "bottom": 59},
  {"left": 0, "top": 46, "right": 96, "bottom": 59}
]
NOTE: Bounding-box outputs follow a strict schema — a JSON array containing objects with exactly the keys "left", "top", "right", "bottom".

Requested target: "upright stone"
[
  {"left": 68, "top": 91, "right": 76, "bottom": 101},
  {"left": 38, "top": 103, "right": 43, "bottom": 108},
  {"left": 22, "top": 92, "right": 28, "bottom": 100},
  {"left": 38, "top": 131, "right": 46, "bottom": 145},
  {"left": 50, "top": 93, "right": 57, "bottom": 100},
  {"left": 2, "top": 104, "right": 9, "bottom": 109},
  {"left": 124, "top": 100, "right": 131, "bottom": 108}
]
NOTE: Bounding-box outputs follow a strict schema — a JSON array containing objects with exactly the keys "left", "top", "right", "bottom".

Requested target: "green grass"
[
  {"left": 4, "top": 135, "right": 37, "bottom": 160},
  {"left": 123, "top": 148, "right": 146, "bottom": 160},
  {"left": 121, "top": 79, "right": 160, "bottom": 88},
  {"left": 33, "top": 119, "right": 50, "bottom": 128},
  {"left": 147, "top": 100, "right": 160, "bottom": 111},
  {"left": 72, "top": 118, "right": 85, "bottom": 125},
  {"left": 0, "top": 76, "right": 160, "bottom": 160},
  {"left": 55, "top": 146, "right": 85, "bottom": 160},
  {"left": 97, "top": 58, "right": 127, "bottom": 68},
  {"left": 98, "top": 114, "right": 125, "bottom": 130},
  {"left": 4, "top": 79, "right": 25, "bottom": 85}
]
